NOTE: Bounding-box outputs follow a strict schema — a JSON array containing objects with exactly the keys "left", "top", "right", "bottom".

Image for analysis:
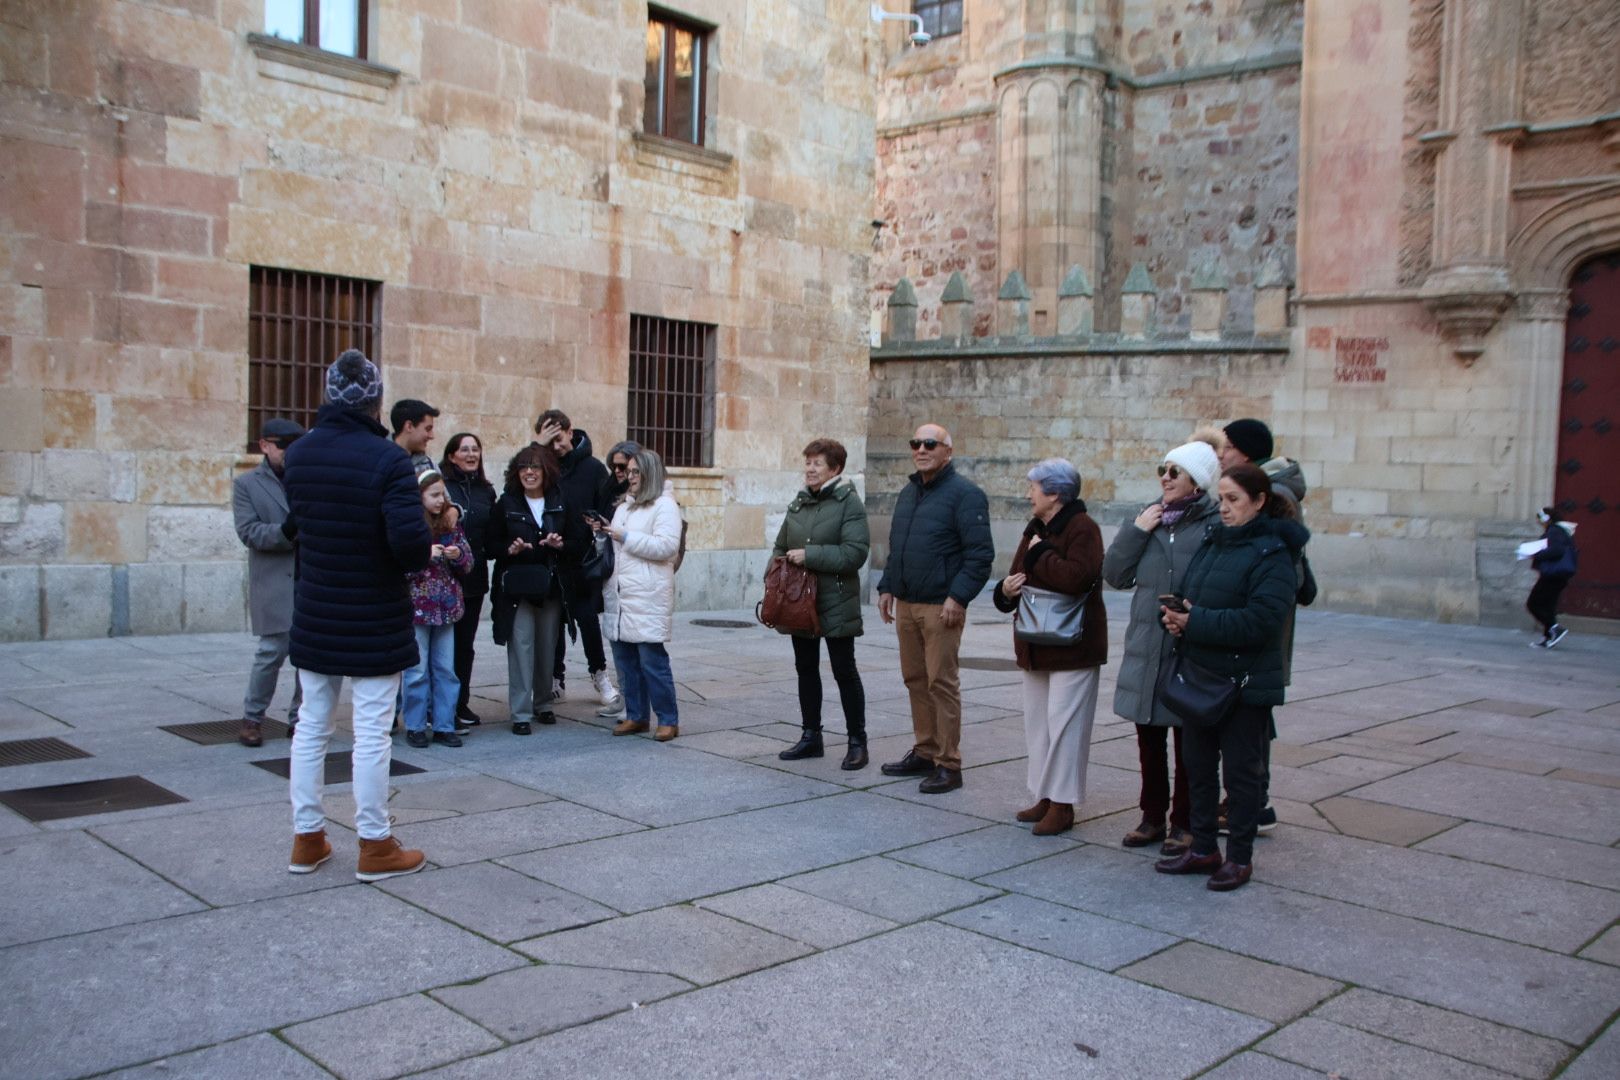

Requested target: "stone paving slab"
[
  {"left": 1310, "top": 794, "right": 1462, "bottom": 845},
  {"left": 101, "top": 1034, "right": 335, "bottom": 1079},
  {"left": 876, "top": 754, "right": 1141, "bottom": 823},
  {"left": 501, "top": 790, "right": 983, "bottom": 913},
  {"left": 1311, "top": 988, "right": 1571, "bottom": 1079},
  {"left": 0, "top": 887, "right": 522, "bottom": 1080},
  {"left": 779, "top": 855, "right": 1000, "bottom": 922},
  {"left": 515, "top": 905, "right": 812, "bottom": 984},
  {"left": 418, "top": 922, "right": 1271, "bottom": 1080},
  {"left": 940, "top": 893, "right": 1176, "bottom": 971},
  {"left": 982, "top": 844, "right": 1620, "bottom": 1043},
  {"left": 1578, "top": 926, "right": 1620, "bottom": 966},
  {"left": 889, "top": 821, "right": 1083, "bottom": 878},
  {"left": 377, "top": 862, "right": 619, "bottom": 941},
  {"left": 1353, "top": 761, "right": 1620, "bottom": 844},
  {"left": 392, "top": 801, "right": 644, "bottom": 867},
  {"left": 429, "top": 964, "right": 692, "bottom": 1042},
  {"left": 0, "top": 828, "right": 205, "bottom": 947},
  {"left": 282, "top": 995, "right": 503, "bottom": 1080},
  {"left": 693, "top": 883, "right": 898, "bottom": 949},
  {"left": 1259, "top": 1016, "right": 1518, "bottom": 1080},
  {"left": 1559, "top": 1020, "right": 1620, "bottom": 1080},
  {"left": 1199, "top": 1052, "right": 1329, "bottom": 1079},
  {"left": 1116, "top": 941, "right": 1341, "bottom": 1023}
]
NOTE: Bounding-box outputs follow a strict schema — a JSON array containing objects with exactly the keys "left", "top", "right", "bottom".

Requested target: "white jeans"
[
  {"left": 292, "top": 670, "right": 399, "bottom": 841},
  {"left": 1022, "top": 667, "right": 1100, "bottom": 806}
]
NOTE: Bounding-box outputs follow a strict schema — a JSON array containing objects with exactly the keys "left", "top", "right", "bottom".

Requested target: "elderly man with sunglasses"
[{"left": 877, "top": 423, "right": 994, "bottom": 793}]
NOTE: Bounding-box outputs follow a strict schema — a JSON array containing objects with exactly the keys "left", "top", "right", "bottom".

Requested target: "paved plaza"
[{"left": 1, "top": 598, "right": 1618, "bottom": 1079}]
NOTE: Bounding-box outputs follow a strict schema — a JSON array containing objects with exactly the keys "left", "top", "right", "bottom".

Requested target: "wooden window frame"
[
  {"left": 247, "top": 267, "right": 383, "bottom": 451},
  {"left": 266, "top": 0, "right": 371, "bottom": 61},
  {"left": 913, "top": 0, "right": 963, "bottom": 40},
  {"left": 645, "top": 8, "right": 710, "bottom": 147},
  {"left": 627, "top": 314, "right": 716, "bottom": 469}
]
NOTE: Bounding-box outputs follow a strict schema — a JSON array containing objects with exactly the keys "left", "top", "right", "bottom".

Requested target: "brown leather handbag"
[{"left": 757, "top": 555, "right": 821, "bottom": 635}]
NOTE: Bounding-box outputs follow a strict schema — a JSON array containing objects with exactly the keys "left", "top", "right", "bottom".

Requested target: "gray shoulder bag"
[{"left": 1013, "top": 585, "right": 1091, "bottom": 646}]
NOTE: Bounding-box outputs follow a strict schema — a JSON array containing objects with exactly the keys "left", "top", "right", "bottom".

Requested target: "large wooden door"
[{"left": 1555, "top": 252, "right": 1620, "bottom": 619}]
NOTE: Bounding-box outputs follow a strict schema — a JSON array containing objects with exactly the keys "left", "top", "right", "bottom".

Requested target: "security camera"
[
  {"left": 872, "top": 4, "right": 930, "bottom": 47},
  {"left": 910, "top": 30, "right": 931, "bottom": 46}
]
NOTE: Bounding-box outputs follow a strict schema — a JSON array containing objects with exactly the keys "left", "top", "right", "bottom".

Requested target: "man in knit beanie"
[
  {"left": 280, "top": 348, "right": 434, "bottom": 882},
  {"left": 1220, "top": 418, "right": 1306, "bottom": 514}
]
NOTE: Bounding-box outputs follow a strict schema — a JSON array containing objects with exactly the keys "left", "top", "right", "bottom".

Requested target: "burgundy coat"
[{"left": 992, "top": 499, "right": 1108, "bottom": 671}]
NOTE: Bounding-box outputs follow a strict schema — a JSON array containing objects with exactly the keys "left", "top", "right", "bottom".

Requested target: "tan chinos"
[{"left": 895, "top": 600, "right": 965, "bottom": 770}]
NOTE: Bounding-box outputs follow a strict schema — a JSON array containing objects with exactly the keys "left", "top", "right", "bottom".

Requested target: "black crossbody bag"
[{"left": 1155, "top": 645, "right": 1249, "bottom": 728}]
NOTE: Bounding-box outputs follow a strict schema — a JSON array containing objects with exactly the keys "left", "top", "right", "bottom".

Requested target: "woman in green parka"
[{"left": 770, "top": 438, "right": 871, "bottom": 770}]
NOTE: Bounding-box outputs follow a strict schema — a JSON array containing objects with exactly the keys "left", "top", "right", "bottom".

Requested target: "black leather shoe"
[
  {"left": 841, "top": 742, "right": 869, "bottom": 771},
  {"left": 1154, "top": 849, "right": 1223, "bottom": 875},
  {"left": 537, "top": 711, "right": 557, "bottom": 725},
  {"left": 918, "top": 766, "right": 963, "bottom": 794},
  {"left": 511, "top": 721, "right": 532, "bottom": 736},
  {"left": 779, "top": 730, "right": 824, "bottom": 760},
  {"left": 432, "top": 731, "right": 463, "bottom": 747},
  {"left": 880, "top": 749, "right": 933, "bottom": 776},
  {"left": 1207, "top": 860, "right": 1253, "bottom": 891},
  {"left": 405, "top": 730, "right": 430, "bottom": 748},
  {"left": 456, "top": 706, "right": 482, "bottom": 726}
]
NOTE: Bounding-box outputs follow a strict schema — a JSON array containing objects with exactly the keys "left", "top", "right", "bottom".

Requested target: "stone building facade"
[
  {"left": 870, "top": 0, "right": 1620, "bottom": 627},
  {"left": 0, "top": 0, "right": 876, "bottom": 639}
]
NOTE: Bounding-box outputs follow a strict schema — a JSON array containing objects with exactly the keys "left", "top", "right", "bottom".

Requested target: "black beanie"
[{"left": 1224, "top": 418, "right": 1274, "bottom": 462}]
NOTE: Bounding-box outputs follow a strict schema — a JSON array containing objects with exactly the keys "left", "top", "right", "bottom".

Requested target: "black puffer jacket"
[
  {"left": 546, "top": 430, "right": 615, "bottom": 613},
  {"left": 440, "top": 464, "right": 496, "bottom": 597},
  {"left": 488, "top": 489, "right": 565, "bottom": 646},
  {"left": 876, "top": 462, "right": 994, "bottom": 606},
  {"left": 1179, "top": 516, "right": 1310, "bottom": 707},
  {"left": 283, "top": 405, "right": 433, "bottom": 677}
]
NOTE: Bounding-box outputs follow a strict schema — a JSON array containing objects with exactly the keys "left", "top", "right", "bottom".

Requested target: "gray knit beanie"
[{"left": 325, "top": 349, "right": 383, "bottom": 408}]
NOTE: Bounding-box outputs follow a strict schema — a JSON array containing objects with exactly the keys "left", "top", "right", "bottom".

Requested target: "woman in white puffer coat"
[{"left": 594, "top": 448, "right": 684, "bottom": 741}]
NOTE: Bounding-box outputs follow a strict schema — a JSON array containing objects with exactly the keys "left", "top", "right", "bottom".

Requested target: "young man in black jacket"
[
  {"left": 876, "top": 423, "right": 994, "bottom": 794},
  {"left": 536, "top": 409, "right": 621, "bottom": 711}
]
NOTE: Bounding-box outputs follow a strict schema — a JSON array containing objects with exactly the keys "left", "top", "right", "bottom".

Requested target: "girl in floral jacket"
[{"left": 403, "top": 470, "right": 474, "bottom": 748}]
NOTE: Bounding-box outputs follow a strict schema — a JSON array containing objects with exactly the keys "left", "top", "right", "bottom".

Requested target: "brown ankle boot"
[
  {"left": 612, "top": 719, "right": 650, "bottom": 736},
  {"left": 288, "top": 829, "right": 332, "bottom": 874},
  {"left": 1032, "top": 802, "right": 1075, "bottom": 836},
  {"left": 654, "top": 724, "right": 678, "bottom": 742},
  {"left": 355, "top": 835, "right": 425, "bottom": 882},
  {"left": 1016, "top": 798, "right": 1051, "bottom": 823}
]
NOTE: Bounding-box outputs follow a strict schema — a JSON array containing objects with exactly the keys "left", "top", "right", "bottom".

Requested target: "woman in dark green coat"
[{"left": 770, "top": 439, "right": 871, "bottom": 770}]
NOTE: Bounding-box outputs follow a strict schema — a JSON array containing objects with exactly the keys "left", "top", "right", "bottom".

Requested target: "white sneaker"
[
  {"left": 597, "top": 701, "right": 626, "bottom": 719},
  {"left": 592, "top": 670, "right": 621, "bottom": 707},
  {"left": 552, "top": 677, "right": 566, "bottom": 702},
  {"left": 1545, "top": 624, "right": 1569, "bottom": 648}
]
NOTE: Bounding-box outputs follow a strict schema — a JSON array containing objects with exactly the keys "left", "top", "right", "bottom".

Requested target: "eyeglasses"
[
  {"left": 909, "top": 438, "right": 946, "bottom": 451},
  {"left": 1156, "top": 464, "right": 1183, "bottom": 480},
  {"left": 625, "top": 468, "right": 642, "bottom": 477}
]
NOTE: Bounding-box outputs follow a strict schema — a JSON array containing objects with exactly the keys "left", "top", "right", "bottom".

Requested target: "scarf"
[{"left": 1158, "top": 494, "right": 1200, "bottom": 528}]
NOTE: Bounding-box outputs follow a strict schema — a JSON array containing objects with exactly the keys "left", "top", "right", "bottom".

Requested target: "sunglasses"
[
  {"left": 518, "top": 465, "right": 545, "bottom": 474},
  {"left": 611, "top": 462, "right": 629, "bottom": 473},
  {"left": 909, "top": 438, "right": 946, "bottom": 451},
  {"left": 1156, "top": 464, "right": 1183, "bottom": 480}
]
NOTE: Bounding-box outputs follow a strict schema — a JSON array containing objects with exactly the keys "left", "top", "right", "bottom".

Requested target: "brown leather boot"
[
  {"left": 238, "top": 718, "right": 264, "bottom": 747},
  {"left": 1121, "top": 818, "right": 1167, "bottom": 848},
  {"left": 654, "top": 724, "right": 678, "bottom": 742},
  {"left": 612, "top": 719, "right": 650, "bottom": 736},
  {"left": 1032, "top": 802, "right": 1075, "bottom": 836},
  {"left": 1016, "top": 799, "right": 1051, "bottom": 823},
  {"left": 288, "top": 829, "right": 332, "bottom": 874},
  {"left": 355, "top": 835, "right": 425, "bottom": 882}
]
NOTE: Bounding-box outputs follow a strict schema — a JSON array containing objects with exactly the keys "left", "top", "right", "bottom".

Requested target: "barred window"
[
  {"left": 627, "top": 314, "right": 715, "bottom": 468},
  {"left": 264, "top": 0, "right": 369, "bottom": 59},
  {"left": 247, "top": 267, "right": 381, "bottom": 450},
  {"left": 644, "top": 9, "right": 709, "bottom": 146},
  {"left": 914, "top": 0, "right": 962, "bottom": 39}
]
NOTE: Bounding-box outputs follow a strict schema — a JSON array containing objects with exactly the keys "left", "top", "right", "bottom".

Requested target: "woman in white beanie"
[{"left": 1100, "top": 439, "right": 1222, "bottom": 856}]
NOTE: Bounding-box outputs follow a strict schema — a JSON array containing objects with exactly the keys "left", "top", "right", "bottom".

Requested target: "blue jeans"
[
  {"left": 404, "top": 623, "right": 460, "bottom": 733},
  {"left": 611, "top": 640, "right": 678, "bottom": 726}
]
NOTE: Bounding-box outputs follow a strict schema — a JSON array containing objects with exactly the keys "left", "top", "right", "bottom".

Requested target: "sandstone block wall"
[{"left": 0, "top": 0, "right": 876, "bottom": 639}]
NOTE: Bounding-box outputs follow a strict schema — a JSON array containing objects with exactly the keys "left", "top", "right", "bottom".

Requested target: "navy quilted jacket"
[
  {"left": 283, "top": 405, "right": 433, "bottom": 676},
  {"left": 876, "top": 462, "right": 994, "bottom": 606}
]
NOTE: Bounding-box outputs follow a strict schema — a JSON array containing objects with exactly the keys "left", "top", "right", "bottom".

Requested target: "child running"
[{"left": 404, "top": 470, "right": 474, "bottom": 746}]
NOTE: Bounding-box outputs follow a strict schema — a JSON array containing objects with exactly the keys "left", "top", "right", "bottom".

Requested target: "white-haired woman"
[
  {"left": 593, "top": 449, "right": 683, "bottom": 741},
  {"left": 991, "top": 459, "right": 1107, "bottom": 836}
]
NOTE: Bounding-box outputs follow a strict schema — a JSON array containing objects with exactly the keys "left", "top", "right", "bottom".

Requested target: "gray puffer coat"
[{"left": 1101, "top": 495, "right": 1219, "bottom": 726}]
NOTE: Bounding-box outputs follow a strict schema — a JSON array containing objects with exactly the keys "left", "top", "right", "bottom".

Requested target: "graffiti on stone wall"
[{"left": 1333, "top": 335, "right": 1390, "bottom": 384}]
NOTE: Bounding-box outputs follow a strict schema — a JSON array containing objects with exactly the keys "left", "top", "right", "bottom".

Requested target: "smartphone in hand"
[{"left": 1158, "top": 594, "right": 1189, "bottom": 613}]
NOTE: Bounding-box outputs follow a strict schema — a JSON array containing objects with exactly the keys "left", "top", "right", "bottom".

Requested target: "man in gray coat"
[{"left": 233, "top": 418, "right": 304, "bottom": 747}]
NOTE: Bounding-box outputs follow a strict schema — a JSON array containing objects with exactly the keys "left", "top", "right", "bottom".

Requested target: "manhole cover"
[
  {"left": 161, "top": 719, "right": 291, "bottom": 745},
  {"left": 959, "top": 657, "right": 1019, "bottom": 671},
  {"left": 690, "top": 619, "right": 757, "bottom": 629},
  {"left": 0, "top": 737, "right": 92, "bottom": 768},
  {"left": 250, "top": 753, "right": 425, "bottom": 784},
  {"left": 0, "top": 776, "right": 187, "bottom": 822}
]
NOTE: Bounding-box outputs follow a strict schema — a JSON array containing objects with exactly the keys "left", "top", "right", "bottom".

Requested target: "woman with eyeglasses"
[
  {"left": 438, "top": 433, "right": 497, "bottom": 727},
  {"left": 1100, "top": 438, "right": 1223, "bottom": 857},
  {"left": 593, "top": 449, "right": 684, "bottom": 741},
  {"left": 488, "top": 444, "right": 567, "bottom": 735}
]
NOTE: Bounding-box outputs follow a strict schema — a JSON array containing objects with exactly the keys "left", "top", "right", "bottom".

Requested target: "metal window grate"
[
  {"left": 249, "top": 753, "right": 424, "bottom": 784},
  {"left": 628, "top": 314, "right": 716, "bottom": 468},
  {"left": 160, "top": 720, "right": 290, "bottom": 746},
  {"left": 0, "top": 737, "right": 92, "bottom": 768},
  {"left": 0, "top": 776, "right": 187, "bottom": 822},
  {"left": 247, "top": 267, "right": 382, "bottom": 450}
]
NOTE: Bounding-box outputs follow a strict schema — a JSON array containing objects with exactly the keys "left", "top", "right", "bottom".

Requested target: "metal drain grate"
[
  {"left": 250, "top": 753, "right": 425, "bottom": 784},
  {"left": 0, "top": 737, "right": 92, "bottom": 768},
  {"left": 690, "top": 619, "right": 757, "bottom": 629},
  {"left": 959, "top": 657, "right": 1019, "bottom": 671},
  {"left": 0, "top": 776, "right": 188, "bottom": 822},
  {"left": 161, "top": 719, "right": 291, "bottom": 746}
]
